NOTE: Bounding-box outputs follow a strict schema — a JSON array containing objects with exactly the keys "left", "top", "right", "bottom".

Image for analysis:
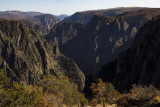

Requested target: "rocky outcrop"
[
  {"left": 20, "top": 14, "right": 59, "bottom": 35},
  {"left": 46, "top": 9, "right": 160, "bottom": 78},
  {"left": 45, "top": 22, "right": 84, "bottom": 47},
  {"left": 56, "top": 55, "right": 85, "bottom": 91},
  {"left": 98, "top": 16, "right": 160, "bottom": 91},
  {"left": 0, "top": 19, "right": 85, "bottom": 91},
  {"left": 19, "top": 20, "right": 49, "bottom": 36},
  {"left": 32, "top": 14, "right": 59, "bottom": 29}
]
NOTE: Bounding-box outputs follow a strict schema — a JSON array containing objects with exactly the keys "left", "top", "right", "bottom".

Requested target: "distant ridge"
[
  {"left": 0, "top": 11, "right": 61, "bottom": 35},
  {"left": 78, "top": 7, "right": 148, "bottom": 13},
  {"left": 0, "top": 10, "right": 44, "bottom": 19},
  {"left": 57, "top": 14, "right": 69, "bottom": 20},
  {"left": 64, "top": 7, "right": 148, "bottom": 24}
]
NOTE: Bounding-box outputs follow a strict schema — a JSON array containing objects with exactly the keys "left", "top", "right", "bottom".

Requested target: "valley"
[{"left": 0, "top": 6, "right": 160, "bottom": 107}]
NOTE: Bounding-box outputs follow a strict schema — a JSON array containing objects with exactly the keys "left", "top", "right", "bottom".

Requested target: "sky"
[{"left": 0, "top": 0, "right": 160, "bottom": 15}]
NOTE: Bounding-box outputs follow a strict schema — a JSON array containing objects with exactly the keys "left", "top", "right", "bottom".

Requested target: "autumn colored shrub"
[
  {"left": 116, "top": 85, "right": 160, "bottom": 107},
  {"left": 90, "top": 78, "right": 120, "bottom": 106},
  {"left": 0, "top": 70, "right": 44, "bottom": 107},
  {"left": 38, "top": 74, "right": 88, "bottom": 106},
  {"left": 0, "top": 70, "right": 87, "bottom": 106}
]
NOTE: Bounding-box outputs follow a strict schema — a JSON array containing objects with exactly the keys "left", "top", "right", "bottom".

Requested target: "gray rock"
[
  {"left": 99, "top": 16, "right": 160, "bottom": 91},
  {"left": 0, "top": 19, "right": 85, "bottom": 91}
]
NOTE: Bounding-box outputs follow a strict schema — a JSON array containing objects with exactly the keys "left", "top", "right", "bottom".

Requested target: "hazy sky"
[{"left": 0, "top": 0, "right": 160, "bottom": 15}]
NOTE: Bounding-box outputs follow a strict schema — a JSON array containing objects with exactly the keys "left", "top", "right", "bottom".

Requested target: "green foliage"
[
  {"left": 0, "top": 69, "right": 10, "bottom": 88},
  {"left": 103, "top": 82, "right": 120, "bottom": 104},
  {"left": 0, "top": 69, "right": 87, "bottom": 106},
  {"left": 0, "top": 82, "right": 43, "bottom": 106},
  {"left": 90, "top": 78, "right": 105, "bottom": 105},
  {"left": 90, "top": 78, "right": 120, "bottom": 105},
  {"left": 38, "top": 74, "right": 87, "bottom": 106},
  {"left": 0, "top": 70, "right": 44, "bottom": 106}
]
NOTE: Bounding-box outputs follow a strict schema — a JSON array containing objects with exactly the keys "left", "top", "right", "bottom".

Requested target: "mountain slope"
[
  {"left": 19, "top": 19, "right": 49, "bottom": 36},
  {"left": 0, "top": 19, "right": 85, "bottom": 91},
  {"left": 32, "top": 14, "right": 59, "bottom": 29},
  {"left": 0, "top": 11, "right": 60, "bottom": 35},
  {"left": 64, "top": 7, "right": 147, "bottom": 24},
  {"left": 57, "top": 14, "right": 68, "bottom": 21},
  {"left": 45, "top": 22, "right": 85, "bottom": 47},
  {"left": 0, "top": 11, "right": 43, "bottom": 20},
  {"left": 98, "top": 16, "right": 160, "bottom": 91},
  {"left": 46, "top": 8, "right": 160, "bottom": 78}
]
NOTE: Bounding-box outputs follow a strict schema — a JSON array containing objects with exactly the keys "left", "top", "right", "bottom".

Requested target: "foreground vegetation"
[
  {"left": 89, "top": 78, "right": 160, "bottom": 107},
  {"left": 0, "top": 70, "right": 87, "bottom": 106},
  {"left": 1, "top": 69, "right": 160, "bottom": 107}
]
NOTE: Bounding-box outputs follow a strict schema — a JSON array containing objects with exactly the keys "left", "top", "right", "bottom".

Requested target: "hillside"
[
  {"left": 0, "top": 11, "right": 60, "bottom": 35},
  {"left": 32, "top": 14, "right": 60, "bottom": 29},
  {"left": 0, "top": 18, "right": 85, "bottom": 91},
  {"left": 0, "top": 11, "right": 43, "bottom": 20},
  {"left": 46, "top": 8, "right": 160, "bottom": 78},
  {"left": 98, "top": 16, "right": 160, "bottom": 91},
  {"left": 57, "top": 14, "right": 68, "bottom": 20},
  {"left": 64, "top": 7, "right": 147, "bottom": 24}
]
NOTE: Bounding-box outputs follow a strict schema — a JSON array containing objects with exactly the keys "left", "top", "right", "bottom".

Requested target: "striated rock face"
[
  {"left": 32, "top": 14, "right": 60, "bottom": 29},
  {"left": 98, "top": 16, "right": 160, "bottom": 91},
  {"left": 56, "top": 55, "right": 85, "bottom": 91},
  {"left": 19, "top": 20, "right": 49, "bottom": 36},
  {"left": 20, "top": 14, "right": 59, "bottom": 35},
  {"left": 45, "top": 22, "right": 84, "bottom": 47},
  {"left": 0, "top": 19, "right": 85, "bottom": 91},
  {"left": 46, "top": 10, "right": 159, "bottom": 78}
]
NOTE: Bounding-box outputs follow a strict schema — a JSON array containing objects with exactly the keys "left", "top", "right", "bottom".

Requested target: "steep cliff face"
[
  {"left": 0, "top": 19, "right": 85, "bottom": 91},
  {"left": 32, "top": 14, "right": 60, "bottom": 29},
  {"left": 46, "top": 10, "right": 158, "bottom": 78},
  {"left": 19, "top": 14, "right": 59, "bottom": 35},
  {"left": 19, "top": 20, "right": 49, "bottom": 36},
  {"left": 99, "top": 16, "right": 160, "bottom": 91},
  {"left": 45, "top": 22, "right": 84, "bottom": 47}
]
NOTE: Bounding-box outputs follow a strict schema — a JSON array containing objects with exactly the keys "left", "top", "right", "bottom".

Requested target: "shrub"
[
  {"left": 38, "top": 74, "right": 88, "bottom": 106},
  {"left": 0, "top": 69, "right": 10, "bottom": 88},
  {"left": 103, "top": 82, "right": 120, "bottom": 104},
  {"left": 116, "top": 84, "right": 160, "bottom": 107},
  {"left": 90, "top": 78, "right": 120, "bottom": 105},
  {"left": 0, "top": 70, "right": 44, "bottom": 106},
  {"left": 0, "top": 69, "right": 88, "bottom": 106}
]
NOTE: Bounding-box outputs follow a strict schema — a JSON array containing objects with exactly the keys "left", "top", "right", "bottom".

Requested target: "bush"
[
  {"left": 90, "top": 78, "right": 120, "bottom": 106},
  {"left": 0, "top": 70, "right": 44, "bottom": 106},
  {"left": 0, "top": 69, "right": 10, "bottom": 88},
  {"left": 0, "top": 69, "right": 88, "bottom": 106},
  {"left": 103, "top": 82, "right": 120, "bottom": 104},
  {"left": 116, "top": 85, "right": 160, "bottom": 107},
  {"left": 38, "top": 74, "right": 88, "bottom": 106}
]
